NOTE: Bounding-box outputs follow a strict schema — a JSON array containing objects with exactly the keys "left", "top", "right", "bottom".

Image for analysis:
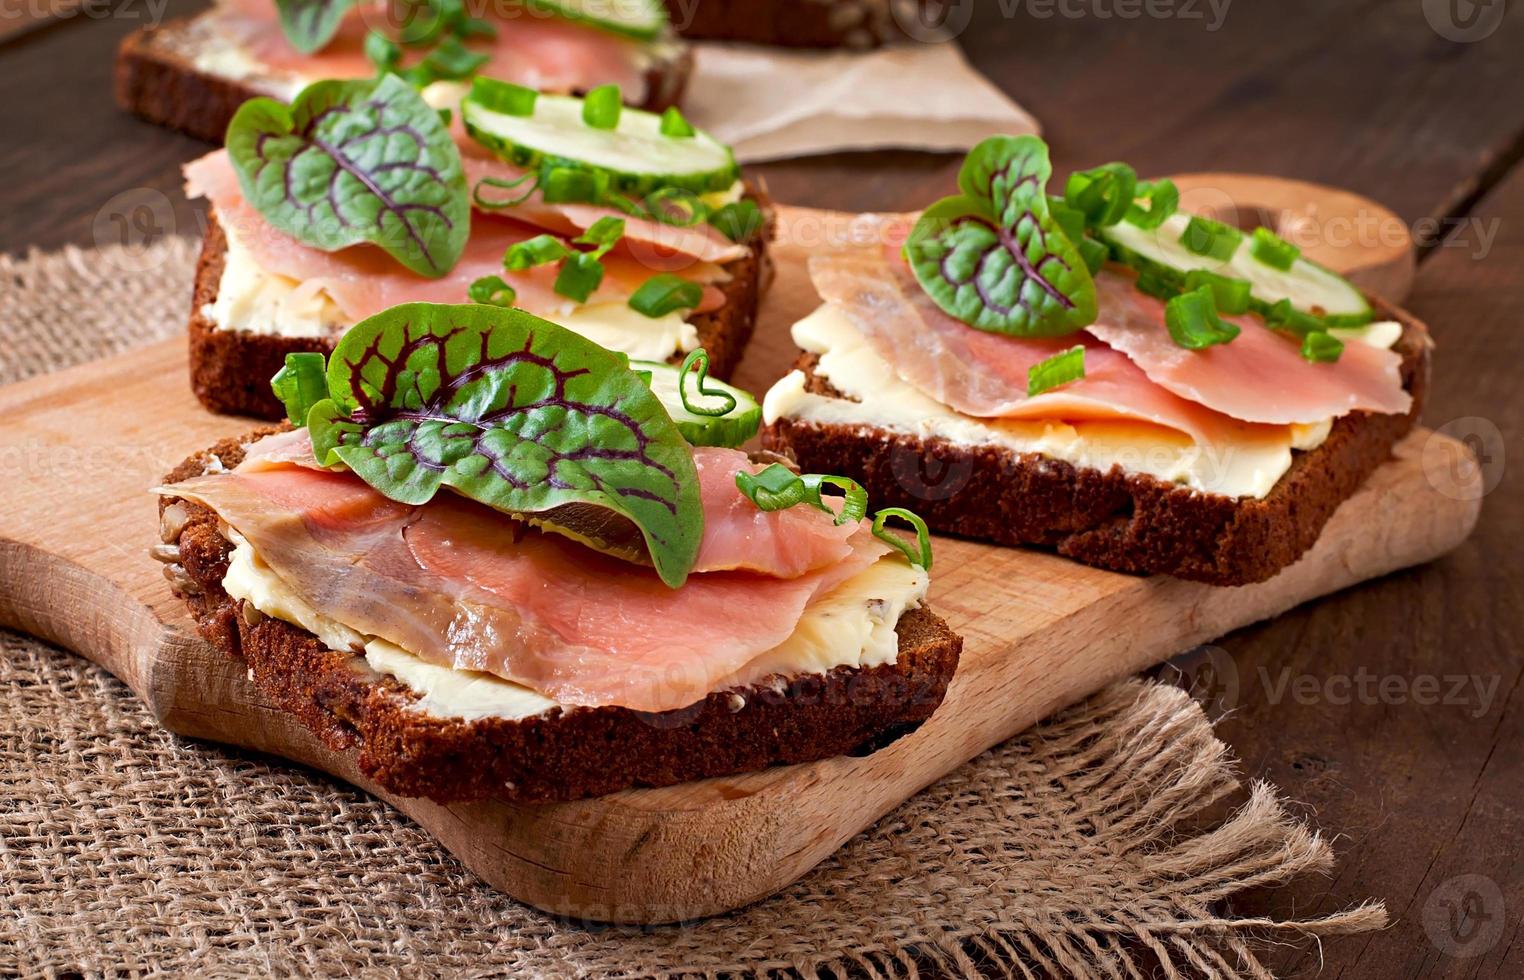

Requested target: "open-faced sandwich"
[
  {"left": 185, "top": 75, "right": 770, "bottom": 419},
  {"left": 762, "top": 136, "right": 1430, "bottom": 586},
  {"left": 155, "top": 303, "right": 959, "bottom": 803},
  {"left": 118, "top": 0, "right": 690, "bottom": 142},
  {"left": 662, "top": 0, "right": 919, "bottom": 48}
]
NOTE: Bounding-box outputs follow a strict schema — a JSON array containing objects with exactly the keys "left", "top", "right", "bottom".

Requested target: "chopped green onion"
[
  {"left": 470, "top": 76, "right": 537, "bottom": 116},
  {"left": 364, "top": 31, "right": 401, "bottom": 74},
  {"left": 574, "top": 216, "right": 625, "bottom": 258},
  {"left": 1027, "top": 345, "right": 1086, "bottom": 396},
  {"left": 420, "top": 35, "right": 488, "bottom": 81},
  {"left": 1049, "top": 197, "right": 1087, "bottom": 243},
  {"left": 1179, "top": 216, "right": 1243, "bottom": 261},
  {"left": 872, "top": 508, "right": 933, "bottom": 570},
  {"left": 1076, "top": 236, "right": 1110, "bottom": 274},
  {"left": 270, "top": 351, "right": 328, "bottom": 427},
  {"left": 467, "top": 274, "right": 516, "bottom": 307},
  {"left": 1264, "top": 298, "right": 1326, "bottom": 337},
  {"left": 675, "top": 349, "right": 736, "bottom": 418},
  {"left": 472, "top": 173, "right": 539, "bottom": 210},
  {"left": 503, "top": 234, "right": 569, "bottom": 271},
  {"left": 455, "top": 11, "right": 497, "bottom": 39},
  {"left": 436, "top": 107, "right": 453, "bottom": 127},
  {"left": 708, "top": 200, "right": 763, "bottom": 243},
  {"left": 581, "top": 84, "right": 622, "bottom": 130},
  {"left": 1135, "top": 273, "right": 1178, "bottom": 301},
  {"left": 1301, "top": 331, "right": 1344, "bottom": 363},
  {"left": 660, "top": 106, "right": 695, "bottom": 138},
  {"left": 394, "top": 0, "right": 446, "bottom": 45},
  {"left": 801, "top": 474, "right": 868, "bottom": 526},
  {"left": 553, "top": 251, "right": 604, "bottom": 302},
  {"left": 629, "top": 274, "right": 703, "bottom": 318},
  {"left": 541, "top": 166, "right": 607, "bottom": 204},
  {"left": 1182, "top": 269, "right": 1252, "bottom": 315},
  {"left": 1164, "top": 286, "right": 1240, "bottom": 350},
  {"left": 1249, "top": 226, "right": 1301, "bottom": 270},
  {"left": 1126, "top": 178, "right": 1179, "bottom": 230},
  {"left": 644, "top": 187, "right": 707, "bottom": 227},
  {"left": 736, "top": 463, "right": 808, "bottom": 512},
  {"left": 1064, "top": 162, "right": 1138, "bottom": 228},
  {"left": 734, "top": 465, "right": 871, "bottom": 529}
]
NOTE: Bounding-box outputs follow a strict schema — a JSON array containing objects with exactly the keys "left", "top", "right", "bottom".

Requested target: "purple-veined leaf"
[
  {"left": 274, "top": 0, "right": 358, "bottom": 54},
  {"left": 305, "top": 303, "right": 703, "bottom": 587},
  {"left": 226, "top": 75, "right": 469, "bottom": 278},
  {"left": 905, "top": 135, "right": 1097, "bottom": 337}
]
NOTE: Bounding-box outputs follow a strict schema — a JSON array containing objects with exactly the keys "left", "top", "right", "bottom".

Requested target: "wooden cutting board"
[{"left": 0, "top": 192, "right": 1478, "bottom": 925}]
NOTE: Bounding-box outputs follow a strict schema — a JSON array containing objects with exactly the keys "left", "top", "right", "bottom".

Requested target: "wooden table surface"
[{"left": 1, "top": 2, "right": 1519, "bottom": 976}]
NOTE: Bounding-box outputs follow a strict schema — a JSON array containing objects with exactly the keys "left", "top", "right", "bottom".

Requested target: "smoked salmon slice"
[
  {"left": 1085, "top": 272, "right": 1411, "bottom": 425},
  {"left": 809, "top": 250, "right": 1288, "bottom": 451},
  {"left": 162, "top": 432, "right": 890, "bottom": 713},
  {"left": 186, "top": 150, "right": 730, "bottom": 322},
  {"left": 216, "top": 0, "right": 652, "bottom": 103}
]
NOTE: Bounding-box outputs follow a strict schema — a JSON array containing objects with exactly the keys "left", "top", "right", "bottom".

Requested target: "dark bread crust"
[
  {"left": 663, "top": 0, "right": 916, "bottom": 48},
  {"left": 762, "top": 299, "right": 1431, "bottom": 586},
  {"left": 116, "top": 14, "right": 693, "bottom": 144},
  {"left": 188, "top": 196, "right": 772, "bottom": 418},
  {"left": 160, "top": 432, "right": 960, "bottom": 804}
]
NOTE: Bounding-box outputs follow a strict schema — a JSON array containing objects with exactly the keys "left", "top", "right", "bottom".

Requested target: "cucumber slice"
[
  {"left": 523, "top": 0, "right": 668, "bottom": 41},
  {"left": 1098, "top": 212, "right": 1373, "bottom": 326},
  {"left": 634, "top": 360, "right": 761, "bottom": 448},
  {"left": 462, "top": 92, "right": 739, "bottom": 197}
]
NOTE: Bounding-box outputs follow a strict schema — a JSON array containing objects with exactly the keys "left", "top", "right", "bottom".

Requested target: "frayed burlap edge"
[{"left": 0, "top": 240, "right": 1387, "bottom": 979}]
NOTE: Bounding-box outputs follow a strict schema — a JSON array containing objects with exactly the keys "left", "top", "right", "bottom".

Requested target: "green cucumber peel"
[
  {"left": 292, "top": 303, "right": 703, "bottom": 587},
  {"left": 226, "top": 76, "right": 469, "bottom": 278},
  {"left": 905, "top": 135, "right": 1098, "bottom": 338}
]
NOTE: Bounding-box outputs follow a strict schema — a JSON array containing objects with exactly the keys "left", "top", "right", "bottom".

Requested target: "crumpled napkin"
[{"left": 682, "top": 40, "right": 1040, "bottom": 163}]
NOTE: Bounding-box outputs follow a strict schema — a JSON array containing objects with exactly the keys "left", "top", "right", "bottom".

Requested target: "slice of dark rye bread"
[
  {"left": 156, "top": 431, "right": 962, "bottom": 804},
  {"left": 662, "top": 0, "right": 919, "bottom": 48},
  {"left": 115, "top": 13, "right": 692, "bottom": 144},
  {"left": 188, "top": 196, "right": 773, "bottom": 419},
  {"left": 762, "top": 297, "right": 1432, "bottom": 587}
]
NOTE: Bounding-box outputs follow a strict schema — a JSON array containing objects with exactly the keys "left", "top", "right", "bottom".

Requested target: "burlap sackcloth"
[{"left": 0, "top": 240, "right": 1388, "bottom": 979}]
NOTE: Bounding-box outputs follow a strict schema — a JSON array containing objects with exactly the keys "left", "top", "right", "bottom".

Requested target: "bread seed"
[
  {"left": 149, "top": 543, "right": 181, "bottom": 564},
  {"left": 159, "top": 503, "right": 189, "bottom": 543}
]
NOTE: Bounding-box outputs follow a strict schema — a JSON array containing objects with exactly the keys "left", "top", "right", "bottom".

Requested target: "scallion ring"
[
  {"left": 872, "top": 508, "right": 933, "bottom": 570},
  {"left": 736, "top": 463, "right": 809, "bottom": 512},
  {"left": 800, "top": 474, "right": 868, "bottom": 526},
  {"left": 473, "top": 173, "right": 539, "bottom": 210},
  {"left": 673, "top": 349, "right": 737, "bottom": 418}
]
